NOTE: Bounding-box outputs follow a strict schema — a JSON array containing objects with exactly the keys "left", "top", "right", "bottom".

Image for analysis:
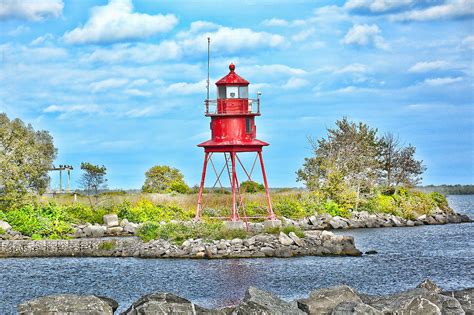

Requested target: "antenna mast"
[{"left": 207, "top": 37, "right": 210, "bottom": 101}]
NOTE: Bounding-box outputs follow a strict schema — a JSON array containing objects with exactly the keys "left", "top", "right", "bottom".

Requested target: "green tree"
[
  {"left": 142, "top": 165, "right": 189, "bottom": 193},
  {"left": 240, "top": 180, "right": 265, "bottom": 193},
  {"left": 0, "top": 113, "right": 57, "bottom": 209},
  {"left": 380, "top": 132, "right": 426, "bottom": 188},
  {"left": 79, "top": 162, "right": 107, "bottom": 207},
  {"left": 297, "top": 117, "right": 380, "bottom": 209}
]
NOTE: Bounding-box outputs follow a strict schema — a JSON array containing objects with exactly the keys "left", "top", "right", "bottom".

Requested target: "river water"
[{"left": 0, "top": 195, "right": 473, "bottom": 314}]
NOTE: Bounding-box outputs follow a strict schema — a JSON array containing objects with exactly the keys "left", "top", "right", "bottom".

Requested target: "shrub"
[
  {"left": 282, "top": 225, "right": 305, "bottom": 238},
  {"left": 0, "top": 227, "right": 4, "bottom": 235},
  {"left": 240, "top": 181, "right": 265, "bottom": 193},
  {"left": 430, "top": 192, "right": 450, "bottom": 212},
  {"left": 99, "top": 240, "right": 116, "bottom": 250},
  {"left": 323, "top": 201, "right": 350, "bottom": 218},
  {"left": 363, "top": 194, "right": 399, "bottom": 216},
  {"left": 136, "top": 222, "right": 160, "bottom": 242},
  {"left": 273, "top": 197, "right": 306, "bottom": 219}
]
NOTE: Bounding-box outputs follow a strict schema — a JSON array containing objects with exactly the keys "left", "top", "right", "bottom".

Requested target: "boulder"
[
  {"left": 0, "top": 220, "right": 12, "bottom": 232},
  {"left": 122, "top": 292, "right": 212, "bottom": 314},
  {"left": 263, "top": 219, "right": 282, "bottom": 230},
  {"left": 332, "top": 301, "right": 382, "bottom": 315},
  {"left": 297, "top": 285, "right": 362, "bottom": 314},
  {"left": 288, "top": 232, "right": 305, "bottom": 247},
  {"left": 329, "top": 217, "right": 349, "bottom": 229},
  {"left": 231, "top": 287, "right": 305, "bottom": 314},
  {"left": 103, "top": 214, "right": 119, "bottom": 227},
  {"left": 124, "top": 222, "right": 138, "bottom": 234},
  {"left": 278, "top": 232, "right": 294, "bottom": 246},
  {"left": 17, "top": 294, "right": 115, "bottom": 315},
  {"left": 84, "top": 225, "right": 106, "bottom": 237},
  {"left": 417, "top": 279, "right": 442, "bottom": 293},
  {"left": 107, "top": 226, "right": 123, "bottom": 235},
  {"left": 363, "top": 288, "right": 464, "bottom": 314},
  {"left": 441, "top": 288, "right": 474, "bottom": 313}
]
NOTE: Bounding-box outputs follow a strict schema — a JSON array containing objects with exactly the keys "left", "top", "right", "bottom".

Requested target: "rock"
[
  {"left": 124, "top": 222, "right": 138, "bottom": 234},
  {"left": 260, "top": 247, "right": 275, "bottom": 257},
  {"left": 417, "top": 279, "right": 442, "bottom": 293},
  {"left": 0, "top": 220, "right": 12, "bottom": 232},
  {"left": 120, "top": 218, "right": 129, "bottom": 227},
  {"left": 441, "top": 288, "right": 474, "bottom": 313},
  {"left": 365, "top": 250, "right": 378, "bottom": 255},
  {"left": 103, "top": 214, "right": 119, "bottom": 227},
  {"left": 297, "top": 285, "right": 362, "bottom": 314},
  {"left": 17, "top": 294, "right": 115, "bottom": 314},
  {"left": 278, "top": 232, "right": 294, "bottom": 246},
  {"left": 406, "top": 220, "right": 415, "bottom": 227},
  {"left": 288, "top": 232, "right": 305, "bottom": 247},
  {"left": 107, "top": 226, "right": 123, "bottom": 235},
  {"left": 263, "top": 219, "right": 282, "bottom": 230},
  {"left": 363, "top": 288, "right": 464, "bottom": 314},
  {"left": 332, "top": 301, "right": 382, "bottom": 315},
  {"left": 275, "top": 247, "right": 292, "bottom": 257},
  {"left": 224, "top": 220, "right": 245, "bottom": 230},
  {"left": 329, "top": 216, "right": 349, "bottom": 229},
  {"left": 122, "top": 292, "right": 212, "bottom": 314},
  {"left": 231, "top": 238, "right": 243, "bottom": 245},
  {"left": 95, "top": 295, "right": 119, "bottom": 313},
  {"left": 231, "top": 287, "right": 305, "bottom": 314},
  {"left": 83, "top": 225, "right": 106, "bottom": 237}
]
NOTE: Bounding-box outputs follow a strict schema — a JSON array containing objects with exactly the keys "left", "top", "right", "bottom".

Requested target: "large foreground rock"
[
  {"left": 297, "top": 285, "right": 362, "bottom": 314},
  {"left": 122, "top": 292, "right": 213, "bottom": 314},
  {"left": 18, "top": 294, "right": 116, "bottom": 315},
  {"left": 442, "top": 288, "right": 474, "bottom": 313},
  {"left": 231, "top": 286, "right": 305, "bottom": 314}
]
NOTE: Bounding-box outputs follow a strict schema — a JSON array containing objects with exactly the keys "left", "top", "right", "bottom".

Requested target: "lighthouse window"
[
  {"left": 226, "top": 86, "right": 238, "bottom": 98},
  {"left": 246, "top": 117, "right": 251, "bottom": 133},
  {"left": 218, "top": 86, "right": 226, "bottom": 99},
  {"left": 239, "top": 86, "right": 248, "bottom": 98}
]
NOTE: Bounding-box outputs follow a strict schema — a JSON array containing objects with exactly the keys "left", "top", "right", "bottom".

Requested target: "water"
[{"left": 0, "top": 195, "right": 473, "bottom": 314}]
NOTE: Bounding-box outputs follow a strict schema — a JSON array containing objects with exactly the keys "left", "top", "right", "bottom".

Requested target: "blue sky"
[{"left": 0, "top": 0, "right": 473, "bottom": 190}]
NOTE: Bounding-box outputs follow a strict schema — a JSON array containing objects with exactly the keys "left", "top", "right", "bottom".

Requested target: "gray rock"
[
  {"left": 0, "top": 220, "right": 12, "bottom": 232},
  {"left": 363, "top": 288, "right": 464, "bottom": 314},
  {"left": 124, "top": 222, "right": 138, "bottom": 234},
  {"left": 332, "top": 301, "right": 382, "bottom": 315},
  {"left": 84, "top": 225, "right": 106, "bottom": 237},
  {"left": 278, "top": 232, "right": 294, "bottom": 246},
  {"left": 329, "top": 216, "right": 349, "bottom": 229},
  {"left": 289, "top": 232, "right": 305, "bottom": 247},
  {"left": 231, "top": 287, "right": 305, "bottom": 314},
  {"left": 103, "top": 214, "right": 119, "bottom": 227},
  {"left": 122, "top": 292, "right": 212, "bottom": 314},
  {"left": 18, "top": 294, "right": 115, "bottom": 314},
  {"left": 298, "top": 285, "right": 362, "bottom": 314},
  {"left": 263, "top": 219, "right": 282, "bottom": 230},
  {"left": 442, "top": 288, "right": 474, "bottom": 313},
  {"left": 107, "top": 226, "right": 123, "bottom": 235},
  {"left": 260, "top": 247, "right": 275, "bottom": 257},
  {"left": 417, "top": 279, "right": 442, "bottom": 293},
  {"left": 404, "top": 297, "right": 441, "bottom": 314}
]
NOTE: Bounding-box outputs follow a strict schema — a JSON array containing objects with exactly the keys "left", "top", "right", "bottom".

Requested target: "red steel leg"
[
  {"left": 258, "top": 151, "right": 275, "bottom": 220},
  {"left": 195, "top": 152, "right": 209, "bottom": 220},
  {"left": 230, "top": 151, "right": 239, "bottom": 221}
]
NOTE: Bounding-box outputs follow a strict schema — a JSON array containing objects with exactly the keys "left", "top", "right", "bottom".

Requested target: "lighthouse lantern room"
[{"left": 196, "top": 63, "right": 276, "bottom": 222}]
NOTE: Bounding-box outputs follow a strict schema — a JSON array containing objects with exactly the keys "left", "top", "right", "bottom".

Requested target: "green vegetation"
[
  {"left": 99, "top": 240, "right": 116, "bottom": 250},
  {"left": 240, "top": 180, "right": 265, "bottom": 193},
  {"left": 79, "top": 162, "right": 108, "bottom": 208},
  {"left": 0, "top": 113, "right": 57, "bottom": 209},
  {"left": 142, "top": 165, "right": 190, "bottom": 194},
  {"left": 0, "top": 227, "right": 4, "bottom": 235}
]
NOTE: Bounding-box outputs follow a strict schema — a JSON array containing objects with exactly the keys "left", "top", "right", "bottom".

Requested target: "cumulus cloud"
[
  {"left": 125, "top": 107, "right": 153, "bottom": 117},
  {"left": 391, "top": 0, "right": 474, "bottom": 21},
  {"left": 292, "top": 28, "right": 315, "bottom": 42},
  {"left": 178, "top": 25, "right": 285, "bottom": 54},
  {"left": 30, "top": 33, "right": 54, "bottom": 46},
  {"left": 82, "top": 41, "right": 182, "bottom": 64},
  {"left": 342, "top": 24, "right": 390, "bottom": 50},
  {"left": 0, "top": 0, "right": 63, "bottom": 21},
  {"left": 262, "top": 18, "right": 290, "bottom": 27},
  {"left": 333, "top": 63, "right": 368, "bottom": 74},
  {"left": 424, "top": 76, "right": 463, "bottom": 86},
  {"left": 408, "top": 60, "right": 450, "bottom": 73},
  {"left": 461, "top": 35, "right": 474, "bottom": 50},
  {"left": 90, "top": 78, "right": 129, "bottom": 92},
  {"left": 241, "top": 64, "right": 307, "bottom": 77},
  {"left": 124, "top": 89, "right": 152, "bottom": 97},
  {"left": 344, "top": 0, "right": 414, "bottom": 13},
  {"left": 282, "top": 77, "right": 309, "bottom": 89},
  {"left": 63, "top": 0, "right": 178, "bottom": 44},
  {"left": 163, "top": 80, "right": 208, "bottom": 95},
  {"left": 43, "top": 104, "right": 101, "bottom": 118}
]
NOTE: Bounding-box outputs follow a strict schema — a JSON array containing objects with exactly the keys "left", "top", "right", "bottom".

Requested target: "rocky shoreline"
[
  {"left": 0, "top": 230, "right": 361, "bottom": 258},
  {"left": 17, "top": 280, "right": 473, "bottom": 314}
]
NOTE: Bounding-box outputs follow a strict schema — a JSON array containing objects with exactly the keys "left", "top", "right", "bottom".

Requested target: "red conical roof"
[{"left": 215, "top": 63, "right": 249, "bottom": 86}]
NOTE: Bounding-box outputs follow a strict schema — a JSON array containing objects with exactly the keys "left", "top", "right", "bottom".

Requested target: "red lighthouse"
[{"left": 195, "top": 63, "right": 276, "bottom": 222}]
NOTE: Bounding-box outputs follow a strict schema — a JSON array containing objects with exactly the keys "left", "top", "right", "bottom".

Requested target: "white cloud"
[
  {"left": 82, "top": 41, "right": 182, "bottom": 64},
  {"left": 43, "top": 104, "right": 100, "bottom": 118},
  {"left": 342, "top": 24, "right": 389, "bottom": 50},
  {"left": 241, "top": 64, "right": 307, "bottom": 76},
  {"left": 0, "top": 0, "right": 63, "bottom": 21},
  {"left": 424, "top": 76, "right": 463, "bottom": 86},
  {"left": 462, "top": 35, "right": 474, "bottom": 50},
  {"left": 179, "top": 26, "right": 285, "bottom": 54},
  {"left": 125, "top": 107, "right": 153, "bottom": 117},
  {"left": 262, "top": 18, "right": 290, "bottom": 27},
  {"left": 163, "top": 80, "right": 208, "bottom": 95},
  {"left": 90, "top": 78, "right": 129, "bottom": 92},
  {"left": 124, "top": 89, "right": 152, "bottom": 97},
  {"left": 391, "top": 0, "right": 474, "bottom": 21},
  {"left": 30, "top": 33, "right": 54, "bottom": 46},
  {"left": 63, "top": 0, "right": 178, "bottom": 44},
  {"left": 282, "top": 77, "right": 309, "bottom": 89},
  {"left": 292, "top": 28, "right": 315, "bottom": 42},
  {"left": 344, "top": 0, "right": 414, "bottom": 13},
  {"left": 7, "top": 25, "right": 29, "bottom": 36},
  {"left": 408, "top": 60, "right": 450, "bottom": 73},
  {"left": 333, "top": 63, "right": 368, "bottom": 74}
]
